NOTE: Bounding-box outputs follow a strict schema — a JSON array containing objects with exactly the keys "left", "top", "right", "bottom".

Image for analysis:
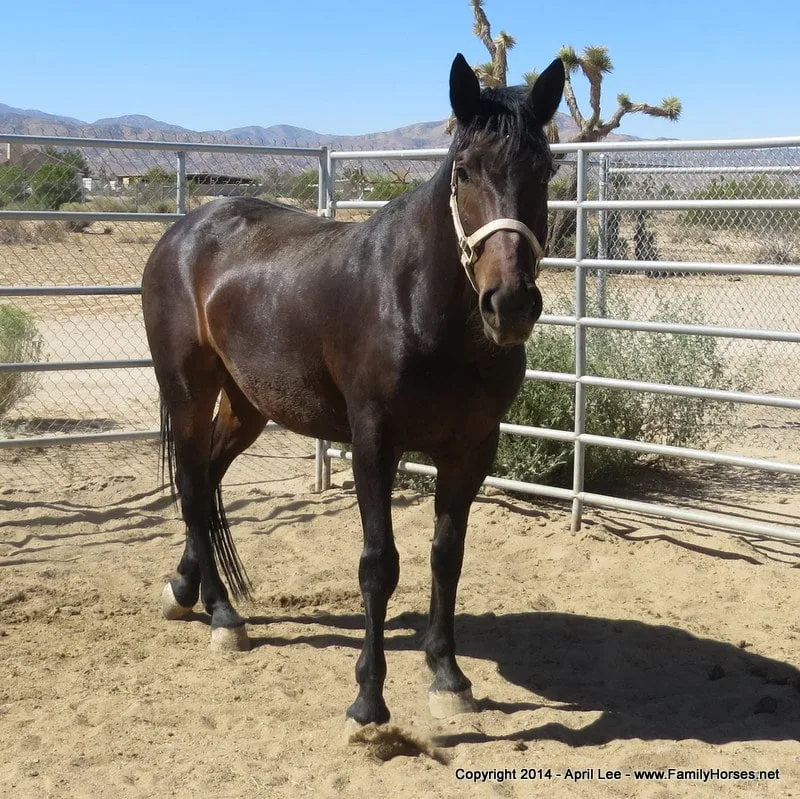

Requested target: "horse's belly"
[{"left": 227, "top": 363, "right": 351, "bottom": 442}]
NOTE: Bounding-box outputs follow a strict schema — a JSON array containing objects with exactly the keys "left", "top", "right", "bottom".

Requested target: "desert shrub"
[
  {"left": 143, "top": 200, "right": 176, "bottom": 214},
  {"left": 680, "top": 175, "right": 800, "bottom": 234},
  {"left": 365, "top": 177, "right": 419, "bottom": 201},
  {"left": 754, "top": 236, "right": 797, "bottom": 265},
  {"left": 29, "top": 163, "right": 82, "bottom": 209},
  {"left": 494, "top": 291, "right": 760, "bottom": 490},
  {"left": 0, "top": 305, "right": 44, "bottom": 417},
  {"left": 288, "top": 169, "right": 320, "bottom": 209},
  {"left": 60, "top": 198, "right": 138, "bottom": 231},
  {"left": 0, "top": 220, "right": 65, "bottom": 244}
]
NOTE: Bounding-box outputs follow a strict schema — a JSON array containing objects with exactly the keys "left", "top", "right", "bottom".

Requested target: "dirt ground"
[{"left": 1, "top": 435, "right": 799, "bottom": 799}]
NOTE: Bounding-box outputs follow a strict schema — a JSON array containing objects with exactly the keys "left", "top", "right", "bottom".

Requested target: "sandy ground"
[{"left": 1, "top": 435, "right": 799, "bottom": 799}]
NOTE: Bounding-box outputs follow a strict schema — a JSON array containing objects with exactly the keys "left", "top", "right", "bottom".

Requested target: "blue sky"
[{"left": 3, "top": 0, "right": 799, "bottom": 140}]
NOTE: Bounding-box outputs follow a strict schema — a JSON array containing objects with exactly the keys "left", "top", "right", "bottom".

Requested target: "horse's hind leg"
[
  {"left": 424, "top": 432, "right": 498, "bottom": 718},
  {"left": 162, "top": 380, "right": 265, "bottom": 624},
  {"left": 160, "top": 359, "right": 252, "bottom": 651}
]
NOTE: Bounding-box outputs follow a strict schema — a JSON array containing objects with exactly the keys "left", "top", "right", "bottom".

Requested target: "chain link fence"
[
  {"left": 0, "top": 136, "right": 325, "bottom": 491},
  {"left": 1, "top": 135, "right": 799, "bottom": 527}
]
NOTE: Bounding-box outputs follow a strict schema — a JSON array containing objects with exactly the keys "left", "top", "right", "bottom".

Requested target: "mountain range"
[{"left": 0, "top": 102, "right": 640, "bottom": 151}]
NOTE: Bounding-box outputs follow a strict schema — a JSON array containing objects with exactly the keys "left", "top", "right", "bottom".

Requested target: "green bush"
[
  {"left": 29, "top": 163, "right": 82, "bottom": 209},
  {"left": 365, "top": 177, "right": 419, "bottom": 201},
  {"left": 288, "top": 169, "right": 320, "bottom": 209},
  {"left": 0, "top": 305, "right": 44, "bottom": 417},
  {"left": 494, "top": 291, "right": 760, "bottom": 490},
  {"left": 0, "top": 165, "right": 28, "bottom": 207},
  {"left": 680, "top": 175, "right": 800, "bottom": 233}
]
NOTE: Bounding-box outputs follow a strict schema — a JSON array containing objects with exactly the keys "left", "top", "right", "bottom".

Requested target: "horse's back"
[{"left": 142, "top": 197, "right": 356, "bottom": 439}]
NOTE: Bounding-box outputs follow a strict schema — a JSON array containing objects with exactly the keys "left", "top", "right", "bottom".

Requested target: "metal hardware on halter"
[{"left": 449, "top": 162, "right": 545, "bottom": 294}]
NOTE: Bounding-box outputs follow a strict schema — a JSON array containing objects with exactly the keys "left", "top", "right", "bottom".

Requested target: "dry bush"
[{"left": 0, "top": 220, "right": 66, "bottom": 245}]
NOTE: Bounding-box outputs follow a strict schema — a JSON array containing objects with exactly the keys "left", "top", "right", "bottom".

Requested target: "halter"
[{"left": 449, "top": 162, "right": 544, "bottom": 294}]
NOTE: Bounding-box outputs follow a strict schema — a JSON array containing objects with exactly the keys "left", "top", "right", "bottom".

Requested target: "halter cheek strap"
[{"left": 449, "top": 163, "right": 544, "bottom": 294}]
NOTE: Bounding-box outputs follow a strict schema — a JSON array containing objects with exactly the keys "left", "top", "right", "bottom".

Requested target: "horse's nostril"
[{"left": 480, "top": 287, "right": 498, "bottom": 322}]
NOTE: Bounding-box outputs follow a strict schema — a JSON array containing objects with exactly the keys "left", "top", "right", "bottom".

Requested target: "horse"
[{"left": 141, "top": 52, "right": 565, "bottom": 727}]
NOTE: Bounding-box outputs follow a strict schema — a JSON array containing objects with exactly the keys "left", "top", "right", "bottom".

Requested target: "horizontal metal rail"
[
  {"left": 332, "top": 200, "right": 387, "bottom": 210},
  {"left": 0, "top": 359, "right": 152, "bottom": 373},
  {"left": 499, "top": 422, "right": 800, "bottom": 476},
  {"left": 550, "top": 135, "right": 800, "bottom": 153},
  {"left": 516, "top": 367, "right": 798, "bottom": 409},
  {"left": 581, "top": 375, "right": 800, "bottom": 409},
  {"left": 545, "top": 258, "right": 800, "bottom": 276},
  {"left": 0, "top": 210, "right": 181, "bottom": 223},
  {"left": 0, "top": 421, "right": 284, "bottom": 450},
  {"left": 579, "top": 492, "right": 800, "bottom": 544},
  {"left": 537, "top": 313, "right": 800, "bottom": 343},
  {"left": 609, "top": 165, "right": 800, "bottom": 175},
  {"left": 324, "top": 446, "right": 800, "bottom": 540},
  {"left": 579, "top": 433, "right": 800, "bottom": 475},
  {"left": 0, "top": 285, "right": 141, "bottom": 296},
  {"left": 324, "top": 446, "right": 576, "bottom": 502},
  {"left": 580, "top": 198, "right": 800, "bottom": 211},
  {"left": 331, "top": 196, "right": 800, "bottom": 213},
  {"left": 329, "top": 148, "right": 447, "bottom": 161},
  {"left": 0, "top": 429, "right": 159, "bottom": 449},
  {"left": 580, "top": 316, "right": 800, "bottom": 343},
  {"left": 0, "top": 132, "right": 324, "bottom": 157}
]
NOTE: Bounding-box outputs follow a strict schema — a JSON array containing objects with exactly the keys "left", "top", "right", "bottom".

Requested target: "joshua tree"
[
  {"left": 537, "top": 45, "right": 682, "bottom": 143},
  {"left": 459, "top": 2, "right": 683, "bottom": 256}
]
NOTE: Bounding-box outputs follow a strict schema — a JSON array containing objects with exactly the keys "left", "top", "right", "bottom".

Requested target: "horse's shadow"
[{"left": 248, "top": 609, "right": 800, "bottom": 747}]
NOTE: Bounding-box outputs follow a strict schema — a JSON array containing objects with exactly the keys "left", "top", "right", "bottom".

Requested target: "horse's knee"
[{"left": 358, "top": 545, "right": 400, "bottom": 599}]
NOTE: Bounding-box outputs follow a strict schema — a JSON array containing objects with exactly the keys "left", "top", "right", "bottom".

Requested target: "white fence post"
[
  {"left": 571, "top": 148, "right": 589, "bottom": 533},
  {"left": 596, "top": 153, "right": 608, "bottom": 316},
  {"left": 176, "top": 151, "right": 187, "bottom": 214}
]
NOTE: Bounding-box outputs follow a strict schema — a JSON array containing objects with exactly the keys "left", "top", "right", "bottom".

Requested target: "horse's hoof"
[
  {"left": 428, "top": 687, "right": 477, "bottom": 719},
  {"left": 161, "top": 582, "right": 194, "bottom": 620},
  {"left": 210, "top": 625, "right": 250, "bottom": 652}
]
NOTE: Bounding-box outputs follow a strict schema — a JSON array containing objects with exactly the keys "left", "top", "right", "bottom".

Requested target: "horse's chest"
[{"left": 394, "top": 354, "right": 525, "bottom": 447}]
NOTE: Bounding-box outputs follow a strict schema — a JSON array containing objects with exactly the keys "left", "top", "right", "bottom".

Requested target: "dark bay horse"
[{"left": 141, "top": 53, "right": 565, "bottom": 726}]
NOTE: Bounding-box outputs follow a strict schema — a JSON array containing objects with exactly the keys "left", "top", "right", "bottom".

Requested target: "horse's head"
[{"left": 449, "top": 53, "right": 565, "bottom": 346}]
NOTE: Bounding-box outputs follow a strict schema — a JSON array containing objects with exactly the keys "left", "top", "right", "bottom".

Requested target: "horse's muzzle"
[{"left": 480, "top": 282, "right": 542, "bottom": 346}]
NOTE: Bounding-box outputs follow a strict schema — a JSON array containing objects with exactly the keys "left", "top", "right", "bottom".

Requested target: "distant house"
[
  {"left": 111, "top": 170, "right": 258, "bottom": 196},
  {"left": 1, "top": 142, "right": 62, "bottom": 173}
]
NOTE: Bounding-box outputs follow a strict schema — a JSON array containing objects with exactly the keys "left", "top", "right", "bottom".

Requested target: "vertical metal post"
[
  {"left": 176, "top": 151, "right": 187, "bottom": 215},
  {"left": 313, "top": 146, "right": 333, "bottom": 491},
  {"left": 314, "top": 438, "right": 324, "bottom": 492},
  {"left": 317, "top": 146, "right": 329, "bottom": 217},
  {"left": 571, "top": 148, "right": 588, "bottom": 532},
  {"left": 327, "top": 149, "right": 337, "bottom": 219},
  {"left": 323, "top": 440, "right": 331, "bottom": 489},
  {"left": 596, "top": 154, "right": 609, "bottom": 317}
]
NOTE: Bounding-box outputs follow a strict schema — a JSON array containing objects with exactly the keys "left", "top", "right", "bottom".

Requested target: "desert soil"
[{"left": 1, "top": 435, "right": 799, "bottom": 799}]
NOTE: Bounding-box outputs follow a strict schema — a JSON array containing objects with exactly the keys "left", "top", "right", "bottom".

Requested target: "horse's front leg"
[
  {"left": 425, "top": 431, "right": 498, "bottom": 718},
  {"left": 346, "top": 414, "right": 400, "bottom": 726}
]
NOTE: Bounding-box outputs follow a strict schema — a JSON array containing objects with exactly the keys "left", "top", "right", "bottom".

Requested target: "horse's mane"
[{"left": 451, "top": 85, "right": 553, "bottom": 172}]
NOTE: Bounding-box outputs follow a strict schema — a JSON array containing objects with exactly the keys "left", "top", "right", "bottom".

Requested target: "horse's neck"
[
  {"left": 370, "top": 163, "right": 491, "bottom": 360},
  {"left": 402, "top": 161, "right": 475, "bottom": 319}
]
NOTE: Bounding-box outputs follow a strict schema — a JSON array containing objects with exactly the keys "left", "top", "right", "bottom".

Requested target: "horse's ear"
[
  {"left": 450, "top": 53, "right": 481, "bottom": 125},
  {"left": 527, "top": 58, "right": 565, "bottom": 125}
]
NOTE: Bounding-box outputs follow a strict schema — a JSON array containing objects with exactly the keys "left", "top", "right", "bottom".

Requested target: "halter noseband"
[{"left": 449, "top": 162, "right": 544, "bottom": 294}]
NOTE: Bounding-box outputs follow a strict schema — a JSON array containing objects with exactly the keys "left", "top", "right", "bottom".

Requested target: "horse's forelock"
[{"left": 451, "top": 85, "right": 551, "bottom": 171}]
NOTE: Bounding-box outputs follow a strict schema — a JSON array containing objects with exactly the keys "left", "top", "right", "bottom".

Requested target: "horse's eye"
[{"left": 455, "top": 165, "right": 470, "bottom": 183}]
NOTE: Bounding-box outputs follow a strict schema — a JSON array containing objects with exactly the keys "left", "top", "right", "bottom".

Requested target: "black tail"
[
  {"left": 159, "top": 400, "right": 177, "bottom": 504},
  {"left": 159, "top": 398, "right": 252, "bottom": 602}
]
